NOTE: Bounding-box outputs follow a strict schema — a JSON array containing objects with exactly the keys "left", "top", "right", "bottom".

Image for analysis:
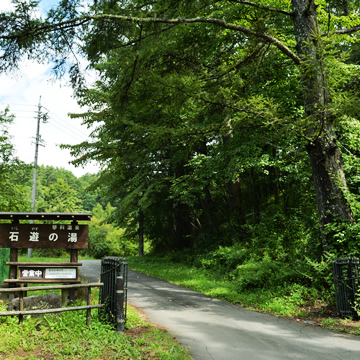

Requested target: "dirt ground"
[{"left": 285, "top": 301, "right": 360, "bottom": 334}]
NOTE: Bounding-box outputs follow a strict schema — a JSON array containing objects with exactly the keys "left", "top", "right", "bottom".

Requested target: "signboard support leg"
[
  {"left": 9, "top": 248, "right": 18, "bottom": 302},
  {"left": 19, "top": 289, "right": 24, "bottom": 324},
  {"left": 69, "top": 249, "right": 78, "bottom": 303}
]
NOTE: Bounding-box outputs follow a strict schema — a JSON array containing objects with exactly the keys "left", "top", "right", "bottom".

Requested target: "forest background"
[
  {"left": 0, "top": 149, "right": 137, "bottom": 259},
  {"left": 1, "top": 0, "right": 360, "bottom": 323}
]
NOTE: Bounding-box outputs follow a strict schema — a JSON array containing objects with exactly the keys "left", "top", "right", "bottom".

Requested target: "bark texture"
[{"left": 291, "top": 0, "right": 354, "bottom": 253}]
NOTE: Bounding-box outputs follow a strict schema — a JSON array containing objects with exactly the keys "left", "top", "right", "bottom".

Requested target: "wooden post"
[
  {"left": 9, "top": 248, "right": 18, "bottom": 279},
  {"left": 70, "top": 249, "right": 78, "bottom": 264},
  {"left": 9, "top": 248, "right": 18, "bottom": 302},
  {"left": 69, "top": 247, "right": 78, "bottom": 303},
  {"left": 19, "top": 287, "right": 24, "bottom": 325},
  {"left": 116, "top": 276, "right": 125, "bottom": 333},
  {"left": 86, "top": 285, "right": 92, "bottom": 326}
]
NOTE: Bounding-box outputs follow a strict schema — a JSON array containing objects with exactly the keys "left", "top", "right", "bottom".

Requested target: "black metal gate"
[
  {"left": 333, "top": 258, "right": 360, "bottom": 319},
  {"left": 99, "top": 256, "right": 128, "bottom": 332}
]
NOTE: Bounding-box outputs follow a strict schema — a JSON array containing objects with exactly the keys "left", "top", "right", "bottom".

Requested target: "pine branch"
[
  {"left": 325, "top": 24, "right": 360, "bottom": 36},
  {"left": 0, "top": 13, "right": 301, "bottom": 65},
  {"left": 227, "top": 0, "right": 294, "bottom": 16},
  {"left": 120, "top": 25, "right": 176, "bottom": 47}
]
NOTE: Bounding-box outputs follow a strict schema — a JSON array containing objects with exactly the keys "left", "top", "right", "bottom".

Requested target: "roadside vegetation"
[
  {"left": 128, "top": 254, "right": 360, "bottom": 336},
  {"left": 0, "top": 255, "right": 191, "bottom": 360},
  {"left": 0, "top": 300, "right": 191, "bottom": 360}
]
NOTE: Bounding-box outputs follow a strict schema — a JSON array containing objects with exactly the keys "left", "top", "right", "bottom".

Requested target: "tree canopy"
[{"left": 1, "top": 0, "right": 360, "bottom": 259}]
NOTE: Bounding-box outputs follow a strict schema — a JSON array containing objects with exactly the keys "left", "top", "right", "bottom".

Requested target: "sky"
[{"left": 0, "top": 0, "right": 100, "bottom": 178}]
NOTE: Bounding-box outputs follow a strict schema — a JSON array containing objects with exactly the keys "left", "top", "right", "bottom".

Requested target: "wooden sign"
[
  {"left": 18, "top": 267, "right": 77, "bottom": 280},
  {"left": 0, "top": 224, "right": 88, "bottom": 249}
]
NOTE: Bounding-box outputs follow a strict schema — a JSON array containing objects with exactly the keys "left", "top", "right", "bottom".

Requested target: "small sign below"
[{"left": 45, "top": 268, "right": 77, "bottom": 279}]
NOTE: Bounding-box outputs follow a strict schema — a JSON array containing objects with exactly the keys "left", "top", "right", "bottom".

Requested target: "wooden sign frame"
[
  {"left": 0, "top": 223, "right": 88, "bottom": 249},
  {"left": 0, "top": 212, "right": 92, "bottom": 285}
]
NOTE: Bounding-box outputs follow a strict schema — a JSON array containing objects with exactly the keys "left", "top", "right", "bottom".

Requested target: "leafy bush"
[
  {"left": 90, "top": 240, "right": 112, "bottom": 259},
  {"left": 230, "top": 255, "right": 303, "bottom": 291},
  {"left": 198, "top": 245, "right": 250, "bottom": 273},
  {"left": 88, "top": 208, "right": 138, "bottom": 259}
]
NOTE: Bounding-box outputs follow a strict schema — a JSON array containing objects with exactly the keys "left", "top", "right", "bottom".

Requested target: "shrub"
[{"left": 230, "top": 255, "right": 303, "bottom": 291}]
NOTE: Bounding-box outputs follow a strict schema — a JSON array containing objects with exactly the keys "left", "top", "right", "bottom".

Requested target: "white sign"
[{"left": 45, "top": 268, "right": 77, "bottom": 279}]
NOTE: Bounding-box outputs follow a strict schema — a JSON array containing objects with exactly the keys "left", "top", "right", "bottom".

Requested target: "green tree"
[
  {"left": 88, "top": 204, "right": 137, "bottom": 258},
  {"left": 1, "top": 0, "right": 360, "bottom": 255},
  {"left": 36, "top": 177, "right": 83, "bottom": 213},
  {"left": 0, "top": 108, "right": 31, "bottom": 211}
]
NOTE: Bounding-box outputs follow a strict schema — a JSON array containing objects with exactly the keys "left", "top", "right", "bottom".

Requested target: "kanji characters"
[
  {"left": 68, "top": 233, "right": 78, "bottom": 243},
  {"left": 29, "top": 231, "right": 40, "bottom": 242},
  {"left": 9, "top": 231, "right": 19, "bottom": 242}
]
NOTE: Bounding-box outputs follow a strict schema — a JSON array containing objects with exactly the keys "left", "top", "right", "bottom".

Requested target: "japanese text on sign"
[{"left": 0, "top": 224, "right": 88, "bottom": 249}]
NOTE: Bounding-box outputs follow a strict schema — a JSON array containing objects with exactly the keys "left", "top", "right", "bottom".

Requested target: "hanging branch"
[{"left": 1, "top": 14, "right": 301, "bottom": 65}]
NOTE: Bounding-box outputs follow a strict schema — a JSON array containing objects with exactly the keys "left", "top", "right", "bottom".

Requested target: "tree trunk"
[{"left": 291, "top": 0, "right": 353, "bottom": 254}]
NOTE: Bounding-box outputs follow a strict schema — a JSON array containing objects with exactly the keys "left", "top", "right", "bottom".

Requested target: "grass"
[
  {"left": 128, "top": 255, "right": 360, "bottom": 335},
  {"left": 0, "top": 255, "right": 192, "bottom": 359},
  {"left": 0, "top": 301, "right": 192, "bottom": 359}
]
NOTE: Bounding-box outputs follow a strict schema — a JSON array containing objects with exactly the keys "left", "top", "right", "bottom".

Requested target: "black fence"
[
  {"left": 332, "top": 258, "right": 360, "bottom": 319},
  {"left": 99, "top": 256, "right": 128, "bottom": 332}
]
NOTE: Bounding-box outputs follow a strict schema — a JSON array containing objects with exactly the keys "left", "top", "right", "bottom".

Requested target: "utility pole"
[{"left": 28, "top": 96, "right": 47, "bottom": 258}]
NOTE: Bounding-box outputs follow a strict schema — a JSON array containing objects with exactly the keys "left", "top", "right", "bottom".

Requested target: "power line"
[
  {"left": 0, "top": 102, "right": 37, "bottom": 107},
  {"left": 47, "top": 120, "right": 88, "bottom": 143},
  {"left": 1, "top": 102, "right": 91, "bottom": 143},
  {"left": 44, "top": 107, "right": 90, "bottom": 141}
]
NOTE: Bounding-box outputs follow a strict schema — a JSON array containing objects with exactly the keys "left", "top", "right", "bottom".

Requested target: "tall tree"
[{"left": 1, "top": 0, "right": 360, "bottom": 254}]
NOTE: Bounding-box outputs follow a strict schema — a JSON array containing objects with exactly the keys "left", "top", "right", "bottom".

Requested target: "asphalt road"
[{"left": 80, "top": 260, "right": 360, "bottom": 360}]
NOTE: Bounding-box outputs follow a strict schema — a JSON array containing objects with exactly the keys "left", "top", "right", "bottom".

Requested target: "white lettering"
[
  {"left": 68, "top": 233, "right": 78, "bottom": 243},
  {"left": 29, "top": 232, "right": 40, "bottom": 242},
  {"left": 9, "top": 232, "right": 19, "bottom": 242},
  {"left": 49, "top": 233, "right": 58, "bottom": 241}
]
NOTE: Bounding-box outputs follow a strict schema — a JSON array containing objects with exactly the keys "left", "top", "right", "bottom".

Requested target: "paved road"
[{"left": 80, "top": 260, "right": 360, "bottom": 360}]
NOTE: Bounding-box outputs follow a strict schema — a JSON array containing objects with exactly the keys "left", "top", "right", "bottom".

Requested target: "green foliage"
[
  {"left": 88, "top": 205, "right": 138, "bottom": 259},
  {"left": 0, "top": 108, "right": 31, "bottom": 211},
  {"left": 2, "top": 0, "right": 360, "bottom": 295},
  {"left": 229, "top": 256, "right": 300, "bottom": 291},
  {"left": 0, "top": 248, "right": 9, "bottom": 283},
  {"left": 21, "top": 165, "right": 107, "bottom": 213},
  {"left": 36, "top": 177, "right": 83, "bottom": 213},
  {"left": 0, "top": 303, "right": 191, "bottom": 359},
  {"left": 324, "top": 219, "right": 360, "bottom": 257},
  {"left": 198, "top": 245, "right": 310, "bottom": 291}
]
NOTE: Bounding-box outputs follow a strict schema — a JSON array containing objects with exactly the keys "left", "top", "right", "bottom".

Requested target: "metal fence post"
[
  {"left": 99, "top": 257, "right": 128, "bottom": 330},
  {"left": 333, "top": 258, "right": 360, "bottom": 319},
  {"left": 116, "top": 276, "right": 125, "bottom": 333}
]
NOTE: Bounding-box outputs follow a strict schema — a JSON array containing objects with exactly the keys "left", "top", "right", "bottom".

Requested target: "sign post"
[{"left": 0, "top": 212, "right": 91, "bottom": 303}]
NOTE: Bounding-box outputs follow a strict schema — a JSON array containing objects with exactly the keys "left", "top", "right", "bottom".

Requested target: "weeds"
[{"left": 0, "top": 296, "right": 191, "bottom": 359}]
